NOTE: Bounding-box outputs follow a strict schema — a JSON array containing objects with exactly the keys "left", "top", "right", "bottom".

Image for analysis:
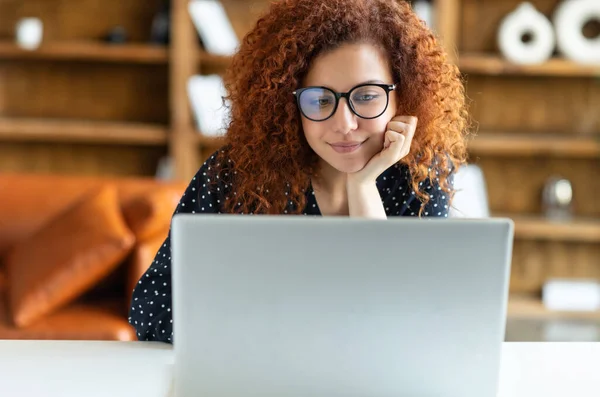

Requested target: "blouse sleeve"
[{"left": 128, "top": 153, "right": 223, "bottom": 343}]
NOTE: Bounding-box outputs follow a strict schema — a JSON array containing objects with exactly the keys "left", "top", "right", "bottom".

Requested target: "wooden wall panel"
[
  {"left": 0, "top": 142, "right": 165, "bottom": 177},
  {"left": 0, "top": 0, "right": 163, "bottom": 42},
  {"left": 465, "top": 75, "right": 600, "bottom": 134},
  {"left": 0, "top": 142, "right": 166, "bottom": 176},
  {"left": 510, "top": 240, "right": 600, "bottom": 294},
  {"left": 0, "top": 61, "right": 168, "bottom": 123},
  {"left": 472, "top": 157, "right": 600, "bottom": 217}
]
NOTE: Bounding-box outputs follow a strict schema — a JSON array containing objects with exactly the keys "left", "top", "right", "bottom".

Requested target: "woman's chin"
[
  {"left": 314, "top": 146, "right": 375, "bottom": 175},
  {"left": 327, "top": 159, "right": 368, "bottom": 174}
]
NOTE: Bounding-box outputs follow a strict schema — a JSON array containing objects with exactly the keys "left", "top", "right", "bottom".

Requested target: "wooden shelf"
[
  {"left": 0, "top": 41, "right": 168, "bottom": 64},
  {"left": 497, "top": 213, "right": 600, "bottom": 243},
  {"left": 459, "top": 53, "right": 600, "bottom": 77},
  {"left": 194, "top": 131, "right": 226, "bottom": 146},
  {"left": 468, "top": 133, "right": 600, "bottom": 157},
  {"left": 198, "top": 51, "right": 232, "bottom": 69},
  {"left": 0, "top": 118, "right": 168, "bottom": 146},
  {"left": 508, "top": 294, "right": 600, "bottom": 321}
]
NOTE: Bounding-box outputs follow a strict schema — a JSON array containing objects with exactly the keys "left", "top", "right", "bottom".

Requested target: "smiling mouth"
[{"left": 328, "top": 141, "right": 365, "bottom": 153}]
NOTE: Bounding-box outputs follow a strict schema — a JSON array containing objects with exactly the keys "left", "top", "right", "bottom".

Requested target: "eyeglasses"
[{"left": 293, "top": 83, "right": 396, "bottom": 122}]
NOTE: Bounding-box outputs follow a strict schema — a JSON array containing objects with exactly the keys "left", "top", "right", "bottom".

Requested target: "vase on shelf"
[{"left": 150, "top": 0, "right": 171, "bottom": 45}]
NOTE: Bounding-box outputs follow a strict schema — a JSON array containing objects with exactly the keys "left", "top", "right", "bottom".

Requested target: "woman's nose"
[{"left": 331, "top": 98, "right": 358, "bottom": 134}]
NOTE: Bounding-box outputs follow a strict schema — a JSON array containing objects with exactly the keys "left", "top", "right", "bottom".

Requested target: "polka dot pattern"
[{"left": 129, "top": 150, "right": 454, "bottom": 343}]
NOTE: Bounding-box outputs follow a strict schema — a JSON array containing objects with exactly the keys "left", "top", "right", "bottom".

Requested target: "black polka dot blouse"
[{"left": 129, "top": 149, "right": 454, "bottom": 343}]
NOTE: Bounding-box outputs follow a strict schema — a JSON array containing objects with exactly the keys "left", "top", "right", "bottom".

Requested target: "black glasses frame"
[{"left": 292, "top": 83, "right": 396, "bottom": 122}]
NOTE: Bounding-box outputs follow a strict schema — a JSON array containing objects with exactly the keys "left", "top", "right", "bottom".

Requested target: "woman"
[{"left": 129, "top": 0, "right": 469, "bottom": 343}]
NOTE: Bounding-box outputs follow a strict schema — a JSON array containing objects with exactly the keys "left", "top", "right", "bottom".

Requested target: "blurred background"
[{"left": 0, "top": 0, "right": 597, "bottom": 342}]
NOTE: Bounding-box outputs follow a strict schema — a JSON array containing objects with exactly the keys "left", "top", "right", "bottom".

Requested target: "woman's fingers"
[
  {"left": 385, "top": 129, "right": 406, "bottom": 159},
  {"left": 386, "top": 116, "right": 417, "bottom": 155}
]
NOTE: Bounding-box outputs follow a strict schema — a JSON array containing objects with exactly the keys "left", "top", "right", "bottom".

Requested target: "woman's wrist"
[
  {"left": 346, "top": 177, "right": 387, "bottom": 219},
  {"left": 346, "top": 172, "right": 376, "bottom": 188}
]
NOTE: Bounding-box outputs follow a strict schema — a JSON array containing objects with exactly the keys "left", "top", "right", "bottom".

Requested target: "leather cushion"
[
  {"left": 126, "top": 228, "right": 170, "bottom": 306},
  {"left": 0, "top": 173, "right": 185, "bottom": 255},
  {"left": 5, "top": 185, "right": 135, "bottom": 327},
  {"left": 122, "top": 188, "right": 181, "bottom": 242},
  {"left": 0, "top": 293, "right": 136, "bottom": 341}
]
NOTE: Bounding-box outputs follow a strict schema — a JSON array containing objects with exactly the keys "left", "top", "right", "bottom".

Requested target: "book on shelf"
[
  {"left": 187, "top": 74, "right": 230, "bottom": 137},
  {"left": 189, "top": 0, "right": 239, "bottom": 56}
]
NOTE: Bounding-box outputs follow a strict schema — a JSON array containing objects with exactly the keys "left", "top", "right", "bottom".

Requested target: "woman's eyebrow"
[{"left": 361, "top": 79, "right": 385, "bottom": 84}]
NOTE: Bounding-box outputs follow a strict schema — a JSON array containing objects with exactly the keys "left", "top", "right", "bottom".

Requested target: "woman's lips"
[{"left": 329, "top": 141, "right": 364, "bottom": 153}]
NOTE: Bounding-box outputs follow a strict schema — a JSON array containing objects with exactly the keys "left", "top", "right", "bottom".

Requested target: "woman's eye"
[
  {"left": 355, "top": 94, "right": 378, "bottom": 102},
  {"left": 313, "top": 98, "right": 332, "bottom": 106}
]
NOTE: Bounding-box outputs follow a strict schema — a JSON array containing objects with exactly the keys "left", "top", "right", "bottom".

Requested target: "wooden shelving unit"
[
  {"left": 459, "top": 53, "right": 600, "bottom": 78},
  {"left": 170, "top": 0, "right": 278, "bottom": 176},
  {"left": 0, "top": 41, "right": 168, "bottom": 64},
  {"left": 508, "top": 294, "right": 600, "bottom": 322},
  {"left": 198, "top": 51, "right": 232, "bottom": 69},
  {"left": 447, "top": 0, "right": 600, "bottom": 337},
  {"left": 0, "top": 0, "right": 170, "bottom": 177},
  {"left": 0, "top": 118, "right": 168, "bottom": 146},
  {"left": 499, "top": 213, "right": 600, "bottom": 243},
  {"left": 194, "top": 132, "right": 225, "bottom": 147},
  {"left": 469, "top": 133, "right": 600, "bottom": 157}
]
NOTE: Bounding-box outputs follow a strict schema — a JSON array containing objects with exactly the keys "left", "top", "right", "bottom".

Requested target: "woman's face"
[{"left": 299, "top": 43, "right": 398, "bottom": 174}]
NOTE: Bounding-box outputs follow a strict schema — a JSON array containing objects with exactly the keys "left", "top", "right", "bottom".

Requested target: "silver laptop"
[{"left": 171, "top": 215, "right": 514, "bottom": 397}]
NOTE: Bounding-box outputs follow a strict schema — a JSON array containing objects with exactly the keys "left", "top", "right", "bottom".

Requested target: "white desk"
[
  {"left": 0, "top": 341, "right": 599, "bottom": 397},
  {"left": 0, "top": 341, "right": 174, "bottom": 397}
]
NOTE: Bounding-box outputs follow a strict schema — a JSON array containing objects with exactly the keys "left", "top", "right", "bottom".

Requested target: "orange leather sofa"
[{"left": 0, "top": 173, "right": 186, "bottom": 341}]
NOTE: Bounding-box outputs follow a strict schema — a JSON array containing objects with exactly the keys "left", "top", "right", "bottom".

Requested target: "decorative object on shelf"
[
  {"left": 543, "top": 279, "right": 600, "bottom": 312},
  {"left": 497, "top": 2, "right": 556, "bottom": 65},
  {"left": 150, "top": 0, "right": 170, "bottom": 45},
  {"left": 188, "top": 0, "right": 239, "bottom": 56},
  {"left": 15, "top": 18, "right": 43, "bottom": 50},
  {"left": 187, "top": 74, "right": 230, "bottom": 137},
  {"left": 553, "top": 0, "right": 600, "bottom": 65},
  {"left": 411, "top": 0, "right": 433, "bottom": 28},
  {"left": 104, "top": 26, "right": 128, "bottom": 44},
  {"left": 542, "top": 176, "right": 574, "bottom": 221}
]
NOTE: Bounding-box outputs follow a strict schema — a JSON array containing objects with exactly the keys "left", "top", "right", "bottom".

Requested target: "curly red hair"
[{"left": 216, "top": 0, "right": 469, "bottom": 215}]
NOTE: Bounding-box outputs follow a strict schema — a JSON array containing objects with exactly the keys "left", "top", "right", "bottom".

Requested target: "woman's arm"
[
  {"left": 346, "top": 178, "right": 387, "bottom": 219},
  {"left": 129, "top": 152, "right": 224, "bottom": 343},
  {"left": 347, "top": 116, "right": 417, "bottom": 219}
]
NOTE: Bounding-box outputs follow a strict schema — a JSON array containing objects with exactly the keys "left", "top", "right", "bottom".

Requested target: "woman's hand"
[
  {"left": 348, "top": 115, "right": 417, "bottom": 186},
  {"left": 346, "top": 116, "right": 417, "bottom": 219}
]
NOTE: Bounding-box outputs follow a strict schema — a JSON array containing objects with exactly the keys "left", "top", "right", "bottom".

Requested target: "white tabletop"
[
  {"left": 0, "top": 340, "right": 174, "bottom": 397},
  {"left": 0, "top": 341, "right": 599, "bottom": 397}
]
